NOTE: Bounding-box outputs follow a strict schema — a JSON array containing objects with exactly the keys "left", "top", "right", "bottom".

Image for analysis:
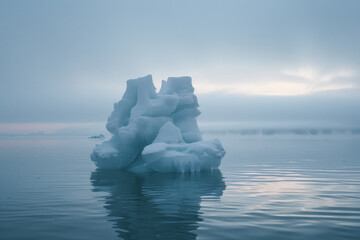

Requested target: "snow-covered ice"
[{"left": 91, "top": 75, "right": 225, "bottom": 172}]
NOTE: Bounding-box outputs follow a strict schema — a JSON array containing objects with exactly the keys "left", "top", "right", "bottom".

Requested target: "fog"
[{"left": 0, "top": 0, "right": 359, "bottom": 126}]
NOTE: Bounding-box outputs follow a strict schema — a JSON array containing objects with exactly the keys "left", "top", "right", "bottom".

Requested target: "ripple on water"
[{"left": 0, "top": 135, "right": 360, "bottom": 239}]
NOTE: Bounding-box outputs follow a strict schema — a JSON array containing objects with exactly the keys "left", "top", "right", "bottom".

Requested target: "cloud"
[
  {"left": 192, "top": 67, "right": 357, "bottom": 96},
  {"left": 0, "top": 0, "right": 359, "bottom": 122},
  {"left": 282, "top": 67, "right": 356, "bottom": 94}
]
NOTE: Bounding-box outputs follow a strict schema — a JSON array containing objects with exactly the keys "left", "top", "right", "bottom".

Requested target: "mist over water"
[
  {"left": 1, "top": 1, "right": 360, "bottom": 239},
  {"left": 1, "top": 121, "right": 359, "bottom": 138}
]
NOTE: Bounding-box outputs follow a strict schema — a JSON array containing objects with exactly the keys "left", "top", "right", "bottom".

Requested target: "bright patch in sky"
[{"left": 193, "top": 67, "right": 356, "bottom": 96}]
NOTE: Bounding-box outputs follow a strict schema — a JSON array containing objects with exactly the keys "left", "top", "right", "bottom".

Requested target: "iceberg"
[{"left": 91, "top": 75, "right": 225, "bottom": 172}]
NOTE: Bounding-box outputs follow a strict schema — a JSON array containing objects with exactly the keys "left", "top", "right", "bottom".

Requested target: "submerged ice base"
[{"left": 91, "top": 75, "right": 225, "bottom": 172}]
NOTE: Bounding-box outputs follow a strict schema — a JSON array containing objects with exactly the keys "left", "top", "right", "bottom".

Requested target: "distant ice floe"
[
  {"left": 91, "top": 75, "right": 225, "bottom": 172},
  {"left": 89, "top": 134, "right": 105, "bottom": 139}
]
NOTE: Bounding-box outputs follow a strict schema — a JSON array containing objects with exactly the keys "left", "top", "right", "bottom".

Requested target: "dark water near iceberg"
[{"left": 0, "top": 133, "right": 360, "bottom": 239}]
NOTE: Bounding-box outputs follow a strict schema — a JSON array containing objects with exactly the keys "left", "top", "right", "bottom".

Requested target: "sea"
[{"left": 0, "top": 125, "right": 360, "bottom": 239}]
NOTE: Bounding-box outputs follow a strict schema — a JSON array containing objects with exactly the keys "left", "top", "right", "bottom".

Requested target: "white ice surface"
[{"left": 91, "top": 75, "right": 225, "bottom": 172}]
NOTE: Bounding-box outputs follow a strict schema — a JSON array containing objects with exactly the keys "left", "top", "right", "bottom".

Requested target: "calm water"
[{"left": 0, "top": 134, "right": 360, "bottom": 239}]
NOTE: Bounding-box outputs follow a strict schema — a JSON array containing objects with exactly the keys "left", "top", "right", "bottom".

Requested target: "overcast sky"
[{"left": 0, "top": 0, "right": 359, "bottom": 125}]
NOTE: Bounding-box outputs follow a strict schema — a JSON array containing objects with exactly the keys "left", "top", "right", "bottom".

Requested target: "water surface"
[{"left": 0, "top": 134, "right": 359, "bottom": 239}]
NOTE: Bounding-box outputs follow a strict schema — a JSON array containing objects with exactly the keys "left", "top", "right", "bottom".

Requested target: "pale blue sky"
[{"left": 0, "top": 0, "right": 359, "bottom": 124}]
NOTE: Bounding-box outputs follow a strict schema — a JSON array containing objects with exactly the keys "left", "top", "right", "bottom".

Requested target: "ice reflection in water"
[{"left": 91, "top": 170, "right": 225, "bottom": 240}]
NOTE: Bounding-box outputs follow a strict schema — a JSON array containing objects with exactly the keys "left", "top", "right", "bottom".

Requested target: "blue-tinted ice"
[{"left": 91, "top": 75, "right": 225, "bottom": 172}]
